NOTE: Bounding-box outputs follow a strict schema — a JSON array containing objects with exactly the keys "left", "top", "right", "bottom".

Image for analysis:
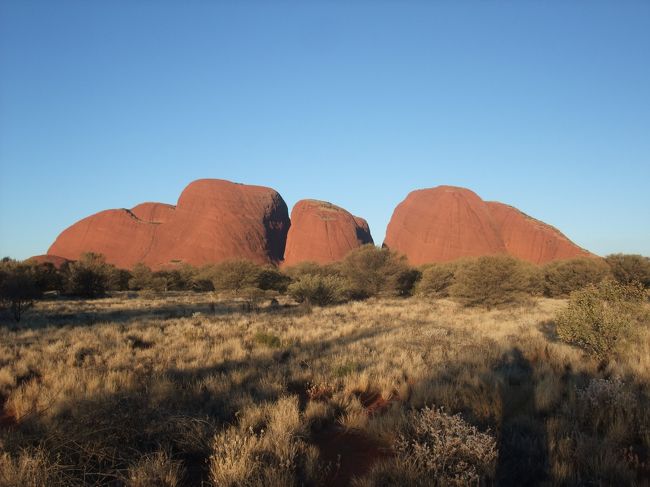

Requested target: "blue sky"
[{"left": 1, "top": 0, "right": 649, "bottom": 260}]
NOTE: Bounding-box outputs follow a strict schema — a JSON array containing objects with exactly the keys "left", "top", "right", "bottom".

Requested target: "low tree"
[
  {"left": 416, "top": 262, "right": 457, "bottom": 298},
  {"left": 128, "top": 263, "right": 154, "bottom": 290},
  {"left": 0, "top": 261, "right": 43, "bottom": 321},
  {"left": 208, "top": 260, "right": 262, "bottom": 296},
  {"left": 257, "top": 266, "right": 291, "bottom": 293},
  {"left": 543, "top": 258, "right": 611, "bottom": 297},
  {"left": 450, "top": 255, "right": 534, "bottom": 308},
  {"left": 556, "top": 280, "right": 646, "bottom": 361},
  {"left": 340, "top": 245, "right": 416, "bottom": 298},
  {"left": 66, "top": 253, "right": 113, "bottom": 298},
  {"left": 287, "top": 274, "right": 348, "bottom": 306},
  {"left": 605, "top": 254, "right": 650, "bottom": 288}
]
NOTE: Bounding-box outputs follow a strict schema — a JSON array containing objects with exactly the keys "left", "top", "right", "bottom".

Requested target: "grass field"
[{"left": 1, "top": 294, "right": 649, "bottom": 486}]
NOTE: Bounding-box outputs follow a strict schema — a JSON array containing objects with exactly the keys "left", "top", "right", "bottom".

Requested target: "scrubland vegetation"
[{"left": 1, "top": 248, "right": 649, "bottom": 486}]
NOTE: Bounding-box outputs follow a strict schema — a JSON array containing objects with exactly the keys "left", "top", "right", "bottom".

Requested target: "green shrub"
[
  {"left": 287, "top": 274, "right": 348, "bottom": 306},
  {"left": 543, "top": 258, "right": 611, "bottom": 297},
  {"left": 416, "top": 262, "right": 457, "bottom": 298},
  {"left": 128, "top": 263, "right": 154, "bottom": 290},
  {"left": 253, "top": 331, "right": 282, "bottom": 348},
  {"left": 283, "top": 261, "right": 341, "bottom": 280},
  {"left": 450, "top": 255, "right": 534, "bottom": 308},
  {"left": 207, "top": 260, "right": 262, "bottom": 296},
  {"left": 605, "top": 254, "right": 650, "bottom": 288},
  {"left": 257, "top": 266, "right": 291, "bottom": 293},
  {"left": 108, "top": 268, "right": 132, "bottom": 291},
  {"left": 29, "top": 261, "right": 65, "bottom": 292},
  {"left": 556, "top": 280, "right": 646, "bottom": 361},
  {"left": 65, "top": 253, "right": 114, "bottom": 298},
  {"left": 340, "top": 245, "right": 416, "bottom": 298}
]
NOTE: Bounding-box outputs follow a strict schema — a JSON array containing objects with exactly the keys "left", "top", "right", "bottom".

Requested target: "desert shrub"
[
  {"left": 209, "top": 397, "right": 322, "bottom": 486},
  {"left": 128, "top": 263, "right": 154, "bottom": 290},
  {"left": 543, "top": 257, "right": 611, "bottom": 297},
  {"left": 176, "top": 264, "right": 201, "bottom": 291},
  {"left": 253, "top": 331, "right": 282, "bottom": 348},
  {"left": 605, "top": 253, "right": 650, "bottom": 288},
  {"left": 257, "top": 266, "right": 291, "bottom": 293},
  {"left": 283, "top": 261, "right": 342, "bottom": 280},
  {"left": 340, "top": 245, "right": 416, "bottom": 298},
  {"left": 108, "top": 267, "right": 132, "bottom": 291},
  {"left": 65, "top": 252, "right": 114, "bottom": 298},
  {"left": 449, "top": 255, "right": 535, "bottom": 308},
  {"left": 556, "top": 280, "right": 646, "bottom": 361},
  {"left": 287, "top": 274, "right": 348, "bottom": 306},
  {"left": 361, "top": 407, "right": 497, "bottom": 486},
  {"left": 126, "top": 451, "right": 185, "bottom": 487},
  {"left": 416, "top": 262, "right": 457, "bottom": 298},
  {"left": 0, "top": 448, "right": 65, "bottom": 486},
  {"left": 0, "top": 261, "right": 43, "bottom": 321},
  {"left": 208, "top": 260, "right": 262, "bottom": 296},
  {"left": 28, "top": 262, "right": 65, "bottom": 292}
]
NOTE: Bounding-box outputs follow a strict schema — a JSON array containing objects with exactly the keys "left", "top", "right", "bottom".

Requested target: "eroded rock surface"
[
  {"left": 384, "top": 186, "right": 591, "bottom": 265},
  {"left": 283, "top": 199, "right": 373, "bottom": 266}
]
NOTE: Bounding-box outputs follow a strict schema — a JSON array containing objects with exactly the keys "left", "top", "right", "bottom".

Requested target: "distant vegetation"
[{"left": 2, "top": 249, "right": 649, "bottom": 323}]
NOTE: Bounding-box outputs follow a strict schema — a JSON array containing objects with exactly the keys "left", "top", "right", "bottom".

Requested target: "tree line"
[{"left": 1, "top": 247, "right": 649, "bottom": 321}]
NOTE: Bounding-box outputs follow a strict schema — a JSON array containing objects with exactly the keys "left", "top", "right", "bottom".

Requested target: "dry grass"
[{"left": 0, "top": 293, "right": 648, "bottom": 486}]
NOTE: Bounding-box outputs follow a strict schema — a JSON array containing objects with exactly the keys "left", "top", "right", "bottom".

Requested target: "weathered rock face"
[
  {"left": 283, "top": 199, "right": 373, "bottom": 266},
  {"left": 130, "top": 202, "right": 176, "bottom": 223},
  {"left": 486, "top": 201, "right": 592, "bottom": 264},
  {"left": 384, "top": 186, "right": 505, "bottom": 265},
  {"left": 48, "top": 179, "right": 290, "bottom": 269},
  {"left": 384, "top": 185, "right": 591, "bottom": 265}
]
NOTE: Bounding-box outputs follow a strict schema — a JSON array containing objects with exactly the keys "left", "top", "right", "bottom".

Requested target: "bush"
[
  {"left": 556, "top": 280, "right": 646, "bottom": 361},
  {"left": 287, "top": 274, "right": 348, "bottom": 306},
  {"left": 283, "top": 261, "right": 341, "bottom": 280},
  {"left": 257, "top": 266, "right": 291, "bottom": 293},
  {"left": 449, "top": 255, "right": 535, "bottom": 308},
  {"left": 543, "top": 258, "right": 611, "bottom": 297},
  {"left": 128, "top": 263, "right": 154, "bottom": 290},
  {"left": 605, "top": 254, "right": 650, "bottom": 288},
  {"left": 0, "top": 261, "right": 43, "bottom": 321},
  {"left": 207, "top": 260, "right": 262, "bottom": 296},
  {"left": 415, "top": 262, "right": 457, "bottom": 298},
  {"left": 29, "top": 261, "right": 66, "bottom": 292},
  {"left": 362, "top": 407, "right": 497, "bottom": 486},
  {"left": 340, "top": 245, "right": 417, "bottom": 298},
  {"left": 66, "top": 252, "right": 114, "bottom": 298}
]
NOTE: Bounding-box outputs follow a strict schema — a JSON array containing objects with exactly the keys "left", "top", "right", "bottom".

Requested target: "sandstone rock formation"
[
  {"left": 384, "top": 185, "right": 591, "bottom": 265},
  {"left": 48, "top": 179, "right": 290, "bottom": 269},
  {"left": 486, "top": 201, "right": 592, "bottom": 264},
  {"left": 26, "top": 254, "right": 70, "bottom": 269},
  {"left": 130, "top": 202, "right": 176, "bottom": 223},
  {"left": 283, "top": 199, "right": 373, "bottom": 266}
]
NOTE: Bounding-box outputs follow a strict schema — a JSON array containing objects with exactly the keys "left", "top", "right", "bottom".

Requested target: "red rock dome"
[
  {"left": 384, "top": 186, "right": 591, "bottom": 265},
  {"left": 130, "top": 202, "right": 176, "bottom": 223},
  {"left": 48, "top": 179, "right": 290, "bottom": 269},
  {"left": 283, "top": 199, "right": 373, "bottom": 266},
  {"left": 486, "top": 201, "right": 592, "bottom": 264},
  {"left": 25, "top": 254, "right": 71, "bottom": 269}
]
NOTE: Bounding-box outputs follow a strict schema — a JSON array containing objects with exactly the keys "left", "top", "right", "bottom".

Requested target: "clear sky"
[{"left": 1, "top": 1, "right": 649, "bottom": 260}]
